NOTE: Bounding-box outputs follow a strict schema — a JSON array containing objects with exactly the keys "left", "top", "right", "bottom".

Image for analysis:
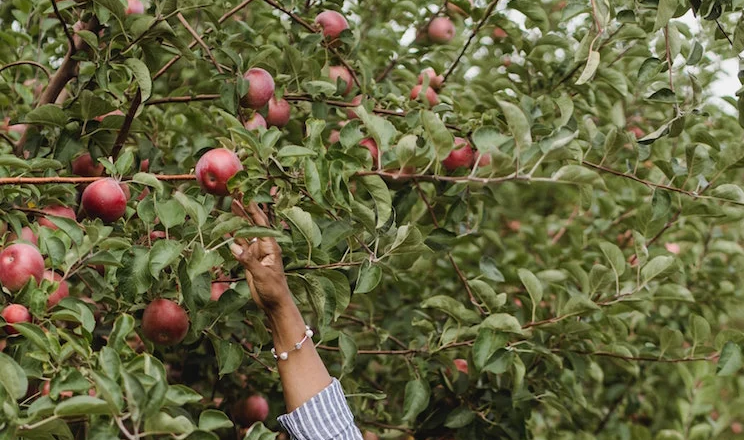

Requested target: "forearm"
[{"left": 266, "top": 294, "right": 332, "bottom": 413}]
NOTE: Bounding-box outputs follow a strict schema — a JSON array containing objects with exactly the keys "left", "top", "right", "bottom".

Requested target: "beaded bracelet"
[{"left": 271, "top": 325, "right": 314, "bottom": 361}]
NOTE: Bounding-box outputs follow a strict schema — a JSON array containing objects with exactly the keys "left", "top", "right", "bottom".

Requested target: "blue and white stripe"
[{"left": 277, "top": 379, "right": 363, "bottom": 440}]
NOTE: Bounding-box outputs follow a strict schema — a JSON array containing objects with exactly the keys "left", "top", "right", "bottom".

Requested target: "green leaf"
[
  {"left": 690, "top": 314, "right": 711, "bottom": 345},
  {"left": 562, "top": 296, "right": 600, "bottom": 315},
  {"left": 444, "top": 407, "right": 475, "bottom": 429},
  {"left": 198, "top": 410, "right": 234, "bottom": 431},
  {"left": 735, "top": 14, "right": 744, "bottom": 53},
  {"left": 209, "top": 337, "right": 244, "bottom": 376},
  {"left": 0, "top": 353, "right": 28, "bottom": 400},
  {"left": 145, "top": 412, "right": 194, "bottom": 435},
  {"left": 149, "top": 239, "right": 185, "bottom": 278},
  {"left": 91, "top": 371, "right": 125, "bottom": 414},
  {"left": 518, "top": 268, "right": 542, "bottom": 322},
  {"left": 497, "top": 100, "right": 532, "bottom": 151},
  {"left": 473, "top": 328, "right": 507, "bottom": 371},
  {"left": 599, "top": 241, "right": 626, "bottom": 277},
  {"left": 108, "top": 313, "right": 135, "bottom": 352},
  {"left": 421, "top": 295, "right": 480, "bottom": 324},
  {"left": 359, "top": 175, "right": 392, "bottom": 228},
  {"left": 480, "top": 313, "right": 524, "bottom": 334},
  {"left": 165, "top": 385, "right": 203, "bottom": 406},
  {"left": 552, "top": 165, "right": 603, "bottom": 186},
  {"left": 717, "top": 342, "right": 742, "bottom": 376},
  {"left": 641, "top": 256, "right": 675, "bottom": 284},
  {"left": 0, "top": 154, "right": 31, "bottom": 170},
  {"left": 55, "top": 396, "right": 112, "bottom": 416},
  {"left": 156, "top": 198, "right": 187, "bottom": 229},
  {"left": 655, "top": 0, "right": 679, "bottom": 31},
  {"left": 338, "top": 332, "right": 358, "bottom": 374},
  {"left": 479, "top": 256, "right": 505, "bottom": 282},
  {"left": 402, "top": 379, "right": 430, "bottom": 421},
  {"left": 22, "top": 104, "right": 68, "bottom": 127},
  {"left": 121, "top": 370, "right": 146, "bottom": 423},
  {"left": 575, "top": 50, "right": 600, "bottom": 85},
  {"left": 284, "top": 206, "right": 322, "bottom": 247},
  {"left": 132, "top": 172, "right": 165, "bottom": 195},
  {"left": 355, "top": 261, "right": 382, "bottom": 294},
  {"left": 421, "top": 110, "right": 454, "bottom": 160}
]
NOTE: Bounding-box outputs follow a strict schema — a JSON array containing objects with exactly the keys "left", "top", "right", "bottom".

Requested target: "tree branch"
[
  {"left": 110, "top": 88, "right": 142, "bottom": 160},
  {"left": 0, "top": 60, "right": 51, "bottom": 79},
  {"left": 176, "top": 12, "right": 224, "bottom": 74},
  {"left": 51, "top": 0, "right": 75, "bottom": 50},
  {"left": 0, "top": 174, "right": 196, "bottom": 185},
  {"left": 442, "top": 0, "right": 499, "bottom": 83}
]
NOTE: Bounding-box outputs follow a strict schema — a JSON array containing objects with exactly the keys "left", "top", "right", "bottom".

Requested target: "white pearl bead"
[
  {"left": 295, "top": 342, "right": 302, "bottom": 350},
  {"left": 305, "top": 329, "right": 314, "bottom": 338},
  {"left": 279, "top": 352, "right": 288, "bottom": 360}
]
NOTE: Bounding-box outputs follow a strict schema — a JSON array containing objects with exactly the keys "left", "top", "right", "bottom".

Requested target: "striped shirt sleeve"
[{"left": 277, "top": 378, "right": 363, "bottom": 440}]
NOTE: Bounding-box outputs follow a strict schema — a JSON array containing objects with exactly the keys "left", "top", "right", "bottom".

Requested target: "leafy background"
[{"left": 2, "top": 0, "right": 744, "bottom": 438}]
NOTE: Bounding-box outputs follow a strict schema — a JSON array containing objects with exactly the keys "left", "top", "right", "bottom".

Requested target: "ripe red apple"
[
  {"left": 428, "top": 17, "right": 455, "bottom": 44},
  {"left": 150, "top": 230, "right": 167, "bottom": 241},
  {"left": 243, "top": 113, "right": 267, "bottom": 131},
  {"left": 346, "top": 95, "right": 364, "bottom": 119},
  {"left": 359, "top": 138, "right": 379, "bottom": 165},
  {"left": 362, "top": 432, "right": 380, "bottom": 440},
  {"left": 232, "top": 395, "right": 269, "bottom": 426},
  {"left": 139, "top": 158, "right": 150, "bottom": 172},
  {"left": 71, "top": 153, "right": 104, "bottom": 177},
  {"left": 82, "top": 178, "right": 128, "bottom": 223},
  {"left": 442, "top": 137, "right": 475, "bottom": 171},
  {"left": 410, "top": 85, "right": 439, "bottom": 106},
  {"left": 2, "top": 304, "right": 31, "bottom": 334},
  {"left": 8, "top": 226, "right": 38, "bottom": 246},
  {"left": 493, "top": 27, "right": 508, "bottom": 39},
  {"left": 38, "top": 205, "right": 76, "bottom": 230},
  {"left": 265, "top": 97, "right": 291, "bottom": 128},
  {"left": 417, "top": 68, "right": 444, "bottom": 89},
  {"left": 44, "top": 271, "right": 69, "bottom": 309},
  {"left": 315, "top": 10, "right": 348, "bottom": 40},
  {"left": 453, "top": 358, "right": 469, "bottom": 374},
  {"left": 141, "top": 299, "right": 189, "bottom": 346},
  {"left": 195, "top": 148, "right": 244, "bottom": 196},
  {"left": 126, "top": 0, "right": 144, "bottom": 14},
  {"left": 628, "top": 126, "right": 644, "bottom": 138},
  {"left": 0, "top": 243, "right": 45, "bottom": 292},
  {"left": 211, "top": 282, "right": 230, "bottom": 301},
  {"left": 329, "top": 66, "right": 353, "bottom": 95},
  {"left": 476, "top": 151, "right": 491, "bottom": 167},
  {"left": 240, "top": 68, "right": 275, "bottom": 109}
]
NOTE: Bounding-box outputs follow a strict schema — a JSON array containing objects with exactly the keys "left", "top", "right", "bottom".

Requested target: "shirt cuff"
[{"left": 277, "top": 378, "right": 360, "bottom": 440}]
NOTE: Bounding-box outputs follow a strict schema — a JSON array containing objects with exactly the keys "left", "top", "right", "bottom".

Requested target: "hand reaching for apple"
[{"left": 229, "top": 197, "right": 291, "bottom": 312}]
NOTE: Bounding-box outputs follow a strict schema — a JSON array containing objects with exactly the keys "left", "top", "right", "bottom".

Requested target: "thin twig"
[
  {"left": 0, "top": 60, "right": 51, "bottom": 78},
  {"left": 317, "top": 344, "right": 420, "bottom": 355},
  {"left": 51, "top": 0, "right": 75, "bottom": 50},
  {"left": 111, "top": 88, "right": 142, "bottom": 160},
  {"left": 176, "top": 12, "right": 223, "bottom": 74},
  {"left": 0, "top": 174, "right": 196, "bottom": 185},
  {"left": 145, "top": 94, "right": 220, "bottom": 105},
  {"left": 442, "top": 0, "right": 499, "bottom": 83}
]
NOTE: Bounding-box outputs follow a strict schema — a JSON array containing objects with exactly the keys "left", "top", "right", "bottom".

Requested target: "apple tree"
[{"left": 2, "top": 0, "right": 744, "bottom": 439}]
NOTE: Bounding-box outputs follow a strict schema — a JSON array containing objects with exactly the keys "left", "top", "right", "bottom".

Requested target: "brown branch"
[
  {"left": 375, "top": 56, "right": 399, "bottom": 82},
  {"left": 176, "top": 12, "right": 224, "bottom": 74},
  {"left": 0, "top": 174, "right": 196, "bottom": 185},
  {"left": 442, "top": 0, "right": 500, "bottom": 83},
  {"left": 110, "top": 89, "right": 142, "bottom": 160},
  {"left": 556, "top": 349, "right": 718, "bottom": 363},
  {"left": 286, "top": 261, "right": 363, "bottom": 271},
  {"left": 0, "top": 60, "right": 51, "bottom": 79},
  {"left": 317, "top": 344, "right": 420, "bottom": 355},
  {"left": 51, "top": 0, "right": 75, "bottom": 51},
  {"left": 413, "top": 181, "right": 487, "bottom": 316},
  {"left": 145, "top": 94, "right": 220, "bottom": 105},
  {"left": 153, "top": 0, "right": 257, "bottom": 80},
  {"left": 582, "top": 161, "right": 698, "bottom": 197}
]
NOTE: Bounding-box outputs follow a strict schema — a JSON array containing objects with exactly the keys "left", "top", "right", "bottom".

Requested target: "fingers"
[{"left": 245, "top": 201, "right": 270, "bottom": 227}]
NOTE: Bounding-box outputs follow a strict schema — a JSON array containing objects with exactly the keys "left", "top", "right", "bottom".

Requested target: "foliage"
[{"left": 2, "top": 0, "right": 744, "bottom": 439}]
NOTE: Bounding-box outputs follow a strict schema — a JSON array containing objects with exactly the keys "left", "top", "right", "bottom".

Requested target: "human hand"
[{"left": 229, "top": 197, "right": 291, "bottom": 312}]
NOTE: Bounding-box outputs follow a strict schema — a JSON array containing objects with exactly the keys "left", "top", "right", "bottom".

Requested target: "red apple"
[
  {"left": 410, "top": 85, "right": 439, "bottom": 106},
  {"left": 232, "top": 395, "right": 269, "bottom": 426},
  {"left": 442, "top": 137, "right": 475, "bottom": 171},
  {"left": 150, "top": 230, "right": 167, "bottom": 241},
  {"left": 492, "top": 27, "right": 508, "bottom": 39},
  {"left": 81, "top": 178, "right": 128, "bottom": 223},
  {"left": 195, "top": 148, "right": 244, "bottom": 196},
  {"left": 94, "top": 109, "right": 124, "bottom": 122},
  {"left": 139, "top": 159, "right": 150, "bottom": 172},
  {"left": 346, "top": 95, "right": 364, "bottom": 119},
  {"left": 71, "top": 153, "right": 104, "bottom": 177},
  {"left": 453, "top": 358, "right": 469, "bottom": 374},
  {"left": 8, "top": 226, "right": 38, "bottom": 246},
  {"left": 0, "top": 243, "right": 45, "bottom": 292},
  {"left": 329, "top": 66, "right": 353, "bottom": 95},
  {"left": 126, "top": 0, "right": 144, "bottom": 14},
  {"left": 243, "top": 113, "right": 267, "bottom": 131},
  {"left": 362, "top": 432, "right": 380, "bottom": 440},
  {"left": 428, "top": 17, "right": 455, "bottom": 44},
  {"left": 315, "top": 10, "right": 348, "bottom": 40},
  {"left": 476, "top": 151, "right": 491, "bottom": 167},
  {"left": 359, "top": 138, "right": 379, "bottom": 165},
  {"left": 211, "top": 282, "right": 230, "bottom": 301},
  {"left": 328, "top": 130, "right": 341, "bottom": 144},
  {"left": 2, "top": 304, "right": 31, "bottom": 334},
  {"left": 37, "top": 205, "right": 76, "bottom": 230},
  {"left": 141, "top": 299, "right": 189, "bottom": 346},
  {"left": 44, "top": 271, "right": 69, "bottom": 309},
  {"left": 265, "top": 97, "right": 291, "bottom": 128},
  {"left": 241, "top": 68, "right": 275, "bottom": 109},
  {"left": 417, "top": 68, "right": 444, "bottom": 89}
]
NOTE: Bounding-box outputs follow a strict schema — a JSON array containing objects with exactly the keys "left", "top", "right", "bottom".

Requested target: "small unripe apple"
[
  {"left": 315, "top": 10, "right": 348, "bottom": 40},
  {"left": 44, "top": 271, "right": 69, "bottom": 309},
  {"left": 195, "top": 148, "right": 244, "bottom": 196},
  {"left": 126, "top": 0, "right": 144, "bottom": 14},
  {"left": 417, "top": 68, "right": 444, "bottom": 89},
  {"left": 265, "top": 97, "right": 291, "bottom": 128},
  {"left": 240, "top": 68, "right": 275, "bottom": 109},
  {"left": 329, "top": 66, "right": 353, "bottom": 95},
  {"left": 442, "top": 137, "right": 475, "bottom": 171},
  {"left": 492, "top": 27, "right": 508, "bottom": 39},
  {"left": 346, "top": 95, "right": 364, "bottom": 119},
  {"left": 82, "top": 178, "right": 128, "bottom": 223},
  {"left": 2, "top": 304, "right": 31, "bottom": 334},
  {"left": 428, "top": 17, "right": 455, "bottom": 44},
  {"left": 71, "top": 153, "right": 104, "bottom": 177},
  {"left": 410, "top": 85, "right": 439, "bottom": 106},
  {"left": 211, "top": 282, "right": 230, "bottom": 301},
  {"left": 232, "top": 395, "right": 270, "bottom": 426},
  {"left": 453, "top": 358, "right": 469, "bottom": 374},
  {"left": 359, "top": 138, "right": 379, "bottom": 165},
  {"left": 38, "top": 205, "right": 76, "bottom": 230},
  {"left": 141, "top": 299, "right": 189, "bottom": 346},
  {"left": 243, "top": 113, "right": 267, "bottom": 131},
  {"left": 0, "top": 243, "right": 45, "bottom": 292}
]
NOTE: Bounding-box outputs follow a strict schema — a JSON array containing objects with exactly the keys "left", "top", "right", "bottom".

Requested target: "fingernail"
[{"left": 229, "top": 243, "right": 244, "bottom": 256}]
